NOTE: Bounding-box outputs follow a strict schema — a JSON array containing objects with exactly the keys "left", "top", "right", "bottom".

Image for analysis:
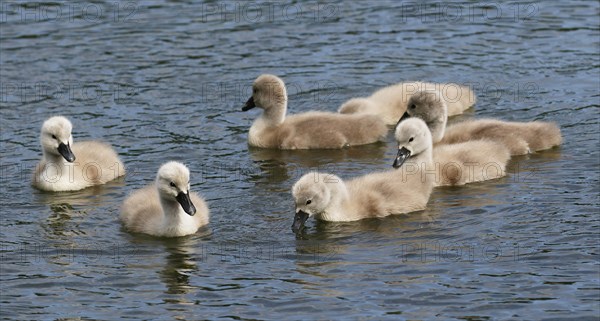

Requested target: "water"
[{"left": 1, "top": 1, "right": 599, "bottom": 320}]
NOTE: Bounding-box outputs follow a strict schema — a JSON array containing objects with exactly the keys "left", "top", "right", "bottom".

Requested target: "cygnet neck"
[
  {"left": 159, "top": 193, "right": 186, "bottom": 221},
  {"left": 260, "top": 99, "right": 287, "bottom": 126},
  {"left": 43, "top": 149, "right": 68, "bottom": 165},
  {"left": 322, "top": 179, "right": 351, "bottom": 218},
  {"left": 428, "top": 117, "right": 446, "bottom": 143},
  {"left": 411, "top": 143, "right": 434, "bottom": 166}
]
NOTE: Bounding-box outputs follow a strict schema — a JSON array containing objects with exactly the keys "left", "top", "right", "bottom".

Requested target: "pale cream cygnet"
[
  {"left": 291, "top": 118, "right": 435, "bottom": 233},
  {"left": 242, "top": 74, "right": 387, "bottom": 149},
  {"left": 32, "top": 116, "right": 125, "bottom": 192},
  {"left": 428, "top": 141, "right": 511, "bottom": 186},
  {"left": 393, "top": 91, "right": 511, "bottom": 186},
  {"left": 120, "top": 161, "right": 209, "bottom": 237},
  {"left": 401, "top": 91, "right": 562, "bottom": 155},
  {"left": 338, "top": 81, "right": 476, "bottom": 125}
]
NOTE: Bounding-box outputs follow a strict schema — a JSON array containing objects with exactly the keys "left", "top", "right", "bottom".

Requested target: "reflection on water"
[
  {"left": 247, "top": 142, "right": 389, "bottom": 183},
  {"left": 248, "top": 143, "right": 389, "bottom": 166},
  {"left": 35, "top": 178, "right": 126, "bottom": 238},
  {"left": 160, "top": 239, "right": 199, "bottom": 296},
  {"left": 33, "top": 177, "right": 126, "bottom": 207}
]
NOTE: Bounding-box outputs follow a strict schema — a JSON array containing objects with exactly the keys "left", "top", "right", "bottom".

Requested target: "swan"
[
  {"left": 401, "top": 91, "right": 562, "bottom": 155},
  {"left": 120, "top": 161, "right": 209, "bottom": 237},
  {"left": 427, "top": 141, "right": 511, "bottom": 186},
  {"left": 291, "top": 118, "right": 434, "bottom": 233},
  {"left": 338, "top": 81, "right": 476, "bottom": 125},
  {"left": 32, "top": 116, "right": 125, "bottom": 191},
  {"left": 242, "top": 74, "right": 387, "bottom": 149},
  {"left": 391, "top": 91, "right": 511, "bottom": 186}
]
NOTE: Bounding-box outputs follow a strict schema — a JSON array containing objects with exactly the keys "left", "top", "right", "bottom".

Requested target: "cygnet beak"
[
  {"left": 392, "top": 147, "right": 412, "bottom": 169},
  {"left": 57, "top": 142, "right": 76, "bottom": 163},
  {"left": 291, "top": 210, "right": 309, "bottom": 234},
  {"left": 397, "top": 111, "right": 411, "bottom": 125},
  {"left": 242, "top": 96, "right": 256, "bottom": 111},
  {"left": 176, "top": 191, "right": 196, "bottom": 216}
]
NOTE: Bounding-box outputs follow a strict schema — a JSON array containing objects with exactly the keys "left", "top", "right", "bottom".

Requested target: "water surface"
[{"left": 1, "top": 1, "right": 599, "bottom": 320}]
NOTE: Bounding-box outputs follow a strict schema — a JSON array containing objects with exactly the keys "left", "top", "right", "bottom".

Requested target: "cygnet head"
[
  {"left": 291, "top": 172, "right": 338, "bottom": 234},
  {"left": 338, "top": 98, "right": 375, "bottom": 114},
  {"left": 393, "top": 118, "right": 432, "bottom": 168},
  {"left": 242, "top": 74, "right": 287, "bottom": 112},
  {"left": 156, "top": 161, "right": 197, "bottom": 216},
  {"left": 399, "top": 91, "right": 447, "bottom": 125},
  {"left": 40, "top": 116, "right": 76, "bottom": 162}
]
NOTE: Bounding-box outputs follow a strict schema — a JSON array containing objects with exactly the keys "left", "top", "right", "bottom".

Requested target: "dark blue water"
[{"left": 1, "top": 1, "right": 599, "bottom": 320}]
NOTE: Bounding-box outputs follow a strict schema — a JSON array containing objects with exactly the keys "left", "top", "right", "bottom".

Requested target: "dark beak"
[
  {"left": 396, "top": 112, "right": 411, "bottom": 127},
  {"left": 176, "top": 191, "right": 196, "bottom": 216},
  {"left": 291, "top": 210, "right": 309, "bottom": 234},
  {"left": 242, "top": 96, "right": 256, "bottom": 111},
  {"left": 57, "top": 142, "right": 76, "bottom": 163},
  {"left": 392, "top": 147, "right": 412, "bottom": 169}
]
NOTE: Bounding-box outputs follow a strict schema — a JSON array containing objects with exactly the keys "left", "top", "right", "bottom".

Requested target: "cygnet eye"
[
  {"left": 52, "top": 134, "right": 57, "bottom": 139},
  {"left": 169, "top": 182, "right": 176, "bottom": 187},
  {"left": 409, "top": 137, "right": 414, "bottom": 142},
  {"left": 410, "top": 104, "right": 416, "bottom": 109},
  {"left": 306, "top": 200, "right": 312, "bottom": 205}
]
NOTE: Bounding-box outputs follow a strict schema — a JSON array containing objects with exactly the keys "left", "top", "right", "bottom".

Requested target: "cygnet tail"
[{"left": 529, "top": 122, "right": 562, "bottom": 151}]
